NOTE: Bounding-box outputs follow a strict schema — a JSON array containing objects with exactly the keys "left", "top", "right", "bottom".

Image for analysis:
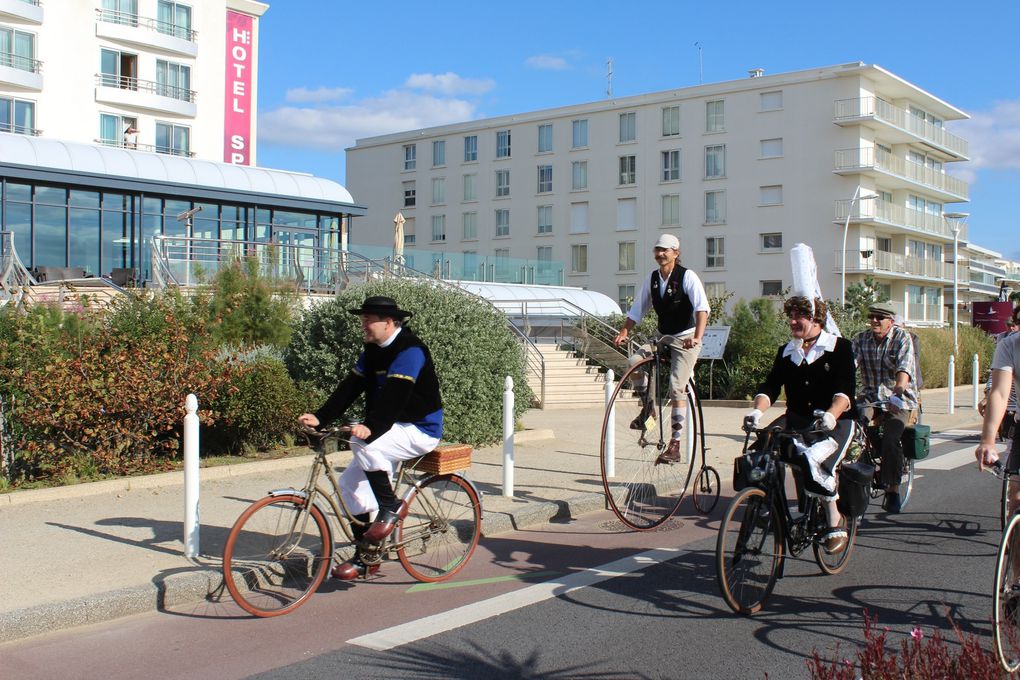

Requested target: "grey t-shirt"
[{"left": 991, "top": 333, "right": 1020, "bottom": 414}]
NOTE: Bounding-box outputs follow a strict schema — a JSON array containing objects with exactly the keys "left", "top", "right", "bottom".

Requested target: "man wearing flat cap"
[
  {"left": 613, "top": 233, "right": 710, "bottom": 464},
  {"left": 298, "top": 296, "right": 442, "bottom": 579},
  {"left": 852, "top": 301, "right": 917, "bottom": 513}
]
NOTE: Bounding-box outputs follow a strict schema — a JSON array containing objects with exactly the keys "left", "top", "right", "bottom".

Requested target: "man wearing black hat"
[
  {"left": 852, "top": 301, "right": 917, "bottom": 513},
  {"left": 298, "top": 296, "right": 443, "bottom": 579}
]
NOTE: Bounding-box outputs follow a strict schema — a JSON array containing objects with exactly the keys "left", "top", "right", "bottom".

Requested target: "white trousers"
[{"left": 339, "top": 422, "right": 440, "bottom": 515}]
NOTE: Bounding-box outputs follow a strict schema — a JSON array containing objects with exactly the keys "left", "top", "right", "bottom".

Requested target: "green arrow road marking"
[{"left": 407, "top": 570, "right": 561, "bottom": 593}]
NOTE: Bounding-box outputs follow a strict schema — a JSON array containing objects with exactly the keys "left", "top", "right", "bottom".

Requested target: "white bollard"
[
  {"left": 605, "top": 370, "right": 615, "bottom": 478},
  {"left": 947, "top": 355, "right": 956, "bottom": 415},
  {"left": 183, "top": 393, "right": 200, "bottom": 559},
  {"left": 972, "top": 353, "right": 980, "bottom": 409},
  {"left": 502, "top": 376, "right": 514, "bottom": 497}
]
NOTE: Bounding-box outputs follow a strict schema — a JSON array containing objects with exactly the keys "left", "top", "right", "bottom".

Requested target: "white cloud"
[
  {"left": 953, "top": 98, "right": 1020, "bottom": 182},
  {"left": 404, "top": 72, "right": 494, "bottom": 95},
  {"left": 525, "top": 54, "right": 570, "bottom": 71},
  {"left": 284, "top": 86, "right": 353, "bottom": 104}
]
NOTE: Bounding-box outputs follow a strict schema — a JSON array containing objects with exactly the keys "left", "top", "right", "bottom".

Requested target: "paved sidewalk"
[{"left": 0, "top": 387, "right": 983, "bottom": 643}]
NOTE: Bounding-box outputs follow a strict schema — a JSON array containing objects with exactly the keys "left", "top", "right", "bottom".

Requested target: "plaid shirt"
[{"left": 852, "top": 325, "right": 917, "bottom": 409}]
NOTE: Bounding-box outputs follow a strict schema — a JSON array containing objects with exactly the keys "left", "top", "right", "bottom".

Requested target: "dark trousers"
[{"left": 864, "top": 407, "right": 912, "bottom": 487}]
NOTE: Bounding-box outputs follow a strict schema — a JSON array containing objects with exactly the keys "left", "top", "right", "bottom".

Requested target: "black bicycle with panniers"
[{"left": 716, "top": 415, "right": 871, "bottom": 615}]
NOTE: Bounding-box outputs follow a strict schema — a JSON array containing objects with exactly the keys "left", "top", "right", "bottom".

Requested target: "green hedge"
[{"left": 914, "top": 325, "right": 996, "bottom": 389}]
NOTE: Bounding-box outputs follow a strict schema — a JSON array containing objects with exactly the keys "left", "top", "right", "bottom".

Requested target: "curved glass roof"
[
  {"left": 453, "top": 280, "right": 621, "bottom": 317},
  {"left": 0, "top": 133, "right": 355, "bottom": 205}
]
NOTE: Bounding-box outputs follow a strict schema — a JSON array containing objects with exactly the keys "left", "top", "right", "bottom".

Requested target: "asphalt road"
[{"left": 1, "top": 430, "right": 1002, "bottom": 679}]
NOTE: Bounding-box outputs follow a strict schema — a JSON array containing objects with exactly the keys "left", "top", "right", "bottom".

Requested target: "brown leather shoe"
[
  {"left": 655, "top": 438, "right": 683, "bottom": 465},
  {"left": 331, "top": 558, "right": 380, "bottom": 581},
  {"left": 362, "top": 500, "right": 410, "bottom": 544}
]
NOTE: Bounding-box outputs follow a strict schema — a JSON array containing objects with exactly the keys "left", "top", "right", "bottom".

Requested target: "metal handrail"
[
  {"left": 0, "top": 231, "right": 38, "bottom": 309},
  {"left": 95, "top": 73, "right": 196, "bottom": 103},
  {"left": 96, "top": 138, "right": 195, "bottom": 157},
  {"left": 95, "top": 8, "right": 198, "bottom": 41},
  {"left": 0, "top": 52, "right": 42, "bottom": 73}
]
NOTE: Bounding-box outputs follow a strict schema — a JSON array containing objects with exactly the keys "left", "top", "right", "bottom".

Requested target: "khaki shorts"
[{"left": 627, "top": 335, "right": 701, "bottom": 401}]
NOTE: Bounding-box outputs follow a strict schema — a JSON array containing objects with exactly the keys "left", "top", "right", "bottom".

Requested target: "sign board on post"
[
  {"left": 698, "top": 326, "right": 731, "bottom": 361},
  {"left": 224, "top": 11, "right": 253, "bottom": 165}
]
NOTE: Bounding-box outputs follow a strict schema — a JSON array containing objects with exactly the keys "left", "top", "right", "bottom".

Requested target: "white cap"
[{"left": 654, "top": 234, "right": 680, "bottom": 251}]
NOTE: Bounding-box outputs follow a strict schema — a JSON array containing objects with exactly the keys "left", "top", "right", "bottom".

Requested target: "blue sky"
[{"left": 255, "top": 0, "right": 1019, "bottom": 260}]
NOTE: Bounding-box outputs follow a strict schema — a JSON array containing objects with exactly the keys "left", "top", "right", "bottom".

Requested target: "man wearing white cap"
[{"left": 613, "top": 234, "right": 710, "bottom": 463}]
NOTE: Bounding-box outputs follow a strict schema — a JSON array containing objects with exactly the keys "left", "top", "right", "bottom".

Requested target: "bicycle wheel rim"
[
  {"left": 899, "top": 459, "right": 914, "bottom": 509},
  {"left": 223, "top": 495, "right": 331, "bottom": 617},
  {"left": 1003, "top": 477, "right": 1011, "bottom": 532},
  {"left": 716, "top": 487, "right": 782, "bottom": 615},
  {"left": 600, "top": 359, "right": 695, "bottom": 530},
  {"left": 994, "top": 513, "right": 1020, "bottom": 673},
  {"left": 692, "top": 466, "right": 721, "bottom": 515},
  {"left": 813, "top": 513, "right": 857, "bottom": 575},
  {"left": 397, "top": 474, "right": 481, "bottom": 582}
]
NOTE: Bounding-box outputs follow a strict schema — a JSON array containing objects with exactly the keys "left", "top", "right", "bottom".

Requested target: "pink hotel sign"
[{"left": 224, "top": 10, "right": 253, "bottom": 165}]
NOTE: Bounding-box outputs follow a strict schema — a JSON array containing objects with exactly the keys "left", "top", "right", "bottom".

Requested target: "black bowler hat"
[{"left": 348, "top": 296, "right": 413, "bottom": 320}]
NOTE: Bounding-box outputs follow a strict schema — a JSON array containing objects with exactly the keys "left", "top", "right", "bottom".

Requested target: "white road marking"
[
  {"left": 916, "top": 446, "right": 977, "bottom": 470},
  {"left": 346, "top": 546, "right": 684, "bottom": 651}
]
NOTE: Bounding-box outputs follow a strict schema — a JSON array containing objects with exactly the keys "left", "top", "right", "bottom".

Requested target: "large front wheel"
[
  {"left": 716, "top": 487, "right": 783, "bottom": 615},
  {"left": 994, "top": 512, "right": 1020, "bottom": 673},
  {"left": 222, "top": 494, "right": 332, "bottom": 617},
  {"left": 600, "top": 358, "right": 695, "bottom": 530},
  {"left": 397, "top": 474, "right": 482, "bottom": 582}
]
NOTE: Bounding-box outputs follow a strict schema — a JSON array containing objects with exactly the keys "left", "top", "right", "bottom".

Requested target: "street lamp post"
[
  {"left": 840, "top": 185, "right": 878, "bottom": 307},
  {"left": 943, "top": 211, "right": 968, "bottom": 356}
]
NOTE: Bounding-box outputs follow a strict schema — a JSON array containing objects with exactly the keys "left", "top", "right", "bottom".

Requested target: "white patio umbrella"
[{"left": 393, "top": 212, "right": 406, "bottom": 265}]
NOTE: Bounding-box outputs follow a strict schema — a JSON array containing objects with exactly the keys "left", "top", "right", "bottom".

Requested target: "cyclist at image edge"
[
  {"left": 744, "top": 296, "right": 856, "bottom": 553},
  {"left": 978, "top": 307, "right": 1020, "bottom": 441},
  {"left": 851, "top": 301, "right": 918, "bottom": 514},
  {"left": 976, "top": 330, "right": 1020, "bottom": 509},
  {"left": 297, "top": 296, "right": 443, "bottom": 580},
  {"left": 613, "top": 233, "right": 710, "bottom": 464}
]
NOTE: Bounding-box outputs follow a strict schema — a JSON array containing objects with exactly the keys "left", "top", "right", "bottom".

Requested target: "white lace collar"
[{"left": 782, "top": 329, "right": 837, "bottom": 366}]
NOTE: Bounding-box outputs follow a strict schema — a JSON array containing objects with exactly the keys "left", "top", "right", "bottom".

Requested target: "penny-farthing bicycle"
[{"left": 600, "top": 335, "right": 720, "bottom": 530}]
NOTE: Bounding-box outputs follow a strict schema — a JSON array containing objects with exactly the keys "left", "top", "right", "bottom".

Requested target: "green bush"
[
  {"left": 719, "top": 298, "right": 790, "bottom": 400},
  {"left": 914, "top": 325, "right": 996, "bottom": 389},
  {"left": 286, "top": 279, "right": 531, "bottom": 446}
]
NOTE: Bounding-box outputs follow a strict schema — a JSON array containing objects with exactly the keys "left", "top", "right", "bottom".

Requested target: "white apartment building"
[
  {"left": 0, "top": 0, "right": 266, "bottom": 161},
  {"left": 346, "top": 62, "right": 973, "bottom": 326}
]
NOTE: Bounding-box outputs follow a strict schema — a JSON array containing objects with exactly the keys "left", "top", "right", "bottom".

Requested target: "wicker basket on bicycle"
[{"left": 414, "top": 443, "right": 473, "bottom": 474}]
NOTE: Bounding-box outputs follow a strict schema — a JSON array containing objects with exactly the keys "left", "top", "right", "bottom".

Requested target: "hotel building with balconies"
[{"left": 346, "top": 62, "right": 975, "bottom": 326}]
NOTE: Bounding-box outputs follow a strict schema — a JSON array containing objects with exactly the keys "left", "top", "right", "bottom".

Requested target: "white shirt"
[{"left": 626, "top": 267, "right": 711, "bottom": 331}]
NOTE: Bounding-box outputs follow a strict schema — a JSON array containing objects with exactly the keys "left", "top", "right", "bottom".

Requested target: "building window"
[
  {"left": 431, "top": 177, "right": 445, "bottom": 204},
  {"left": 402, "top": 180, "right": 416, "bottom": 207},
  {"left": 495, "top": 169, "right": 511, "bottom": 197},
  {"left": 537, "top": 245, "right": 552, "bottom": 269},
  {"left": 706, "top": 99, "right": 724, "bottom": 132},
  {"left": 662, "top": 149, "right": 681, "bottom": 181},
  {"left": 431, "top": 214, "right": 446, "bottom": 242},
  {"left": 100, "top": 48, "right": 138, "bottom": 89},
  {"left": 760, "top": 232, "right": 783, "bottom": 251},
  {"left": 662, "top": 194, "right": 680, "bottom": 226},
  {"left": 704, "top": 282, "right": 726, "bottom": 299},
  {"left": 462, "top": 174, "right": 477, "bottom": 202},
  {"left": 538, "top": 124, "right": 552, "bottom": 153},
  {"left": 572, "top": 119, "right": 588, "bottom": 148},
  {"left": 155, "top": 121, "right": 190, "bottom": 156},
  {"left": 0, "top": 27, "right": 37, "bottom": 73},
  {"left": 617, "top": 198, "right": 636, "bottom": 231},
  {"left": 1, "top": 97, "right": 35, "bottom": 136},
  {"left": 572, "top": 244, "right": 588, "bottom": 273},
  {"left": 705, "top": 190, "right": 725, "bottom": 223},
  {"left": 619, "top": 155, "right": 636, "bottom": 185},
  {"left": 537, "top": 205, "right": 553, "bottom": 234},
  {"left": 571, "top": 161, "right": 588, "bottom": 190},
  {"left": 403, "top": 144, "right": 417, "bottom": 170},
  {"left": 705, "top": 144, "right": 725, "bottom": 178},
  {"left": 432, "top": 140, "right": 446, "bottom": 167},
  {"left": 761, "top": 280, "right": 783, "bottom": 296},
  {"left": 760, "top": 138, "right": 783, "bottom": 158},
  {"left": 99, "top": 112, "right": 138, "bottom": 147},
  {"left": 155, "top": 59, "right": 192, "bottom": 101},
  {"left": 618, "top": 284, "right": 636, "bottom": 312},
  {"left": 101, "top": 0, "right": 138, "bottom": 25},
  {"left": 495, "top": 208, "right": 510, "bottom": 237},
  {"left": 619, "top": 112, "right": 636, "bottom": 142},
  {"left": 706, "top": 237, "right": 725, "bottom": 268},
  {"left": 618, "top": 242, "right": 636, "bottom": 272},
  {"left": 462, "top": 211, "right": 478, "bottom": 240},
  {"left": 156, "top": 1, "right": 192, "bottom": 40},
  {"left": 496, "top": 130, "right": 511, "bottom": 158},
  {"left": 570, "top": 202, "right": 589, "bottom": 234},
  {"left": 464, "top": 135, "right": 477, "bottom": 162},
  {"left": 760, "top": 90, "right": 783, "bottom": 111},
  {"left": 537, "top": 165, "right": 553, "bottom": 193},
  {"left": 662, "top": 105, "right": 680, "bottom": 136},
  {"left": 759, "top": 185, "right": 782, "bottom": 205}
]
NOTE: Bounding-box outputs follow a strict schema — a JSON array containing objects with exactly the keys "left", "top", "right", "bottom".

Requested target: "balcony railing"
[
  {"left": 1, "top": 122, "right": 40, "bottom": 136},
  {"left": 834, "top": 96, "right": 969, "bottom": 158},
  {"left": 95, "top": 73, "right": 196, "bottom": 103},
  {"left": 834, "top": 147, "right": 969, "bottom": 199},
  {"left": 96, "top": 8, "right": 197, "bottom": 41},
  {"left": 834, "top": 249, "right": 954, "bottom": 281},
  {"left": 834, "top": 199, "right": 968, "bottom": 241},
  {"left": 95, "top": 138, "right": 195, "bottom": 157},
  {"left": 0, "top": 52, "right": 42, "bottom": 73}
]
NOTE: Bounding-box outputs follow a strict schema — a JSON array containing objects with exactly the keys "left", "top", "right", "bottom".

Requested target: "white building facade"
[
  {"left": 0, "top": 0, "right": 266, "bottom": 162},
  {"left": 346, "top": 62, "right": 972, "bottom": 325}
]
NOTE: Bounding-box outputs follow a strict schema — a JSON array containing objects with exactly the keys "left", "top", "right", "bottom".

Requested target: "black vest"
[{"left": 650, "top": 266, "right": 695, "bottom": 335}]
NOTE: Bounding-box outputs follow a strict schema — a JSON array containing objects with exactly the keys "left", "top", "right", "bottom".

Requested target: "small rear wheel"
[
  {"left": 716, "top": 487, "right": 783, "bottom": 615},
  {"left": 994, "top": 513, "right": 1020, "bottom": 673},
  {"left": 692, "top": 466, "right": 721, "bottom": 514},
  {"left": 397, "top": 474, "right": 482, "bottom": 582}
]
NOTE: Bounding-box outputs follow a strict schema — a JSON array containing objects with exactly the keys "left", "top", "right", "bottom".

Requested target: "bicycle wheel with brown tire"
[
  {"left": 397, "top": 473, "right": 482, "bottom": 582},
  {"left": 994, "top": 512, "right": 1020, "bottom": 673},
  {"left": 716, "top": 487, "right": 784, "bottom": 615},
  {"left": 600, "top": 357, "right": 696, "bottom": 530},
  {"left": 222, "top": 494, "right": 332, "bottom": 617},
  {"left": 812, "top": 510, "right": 858, "bottom": 575}
]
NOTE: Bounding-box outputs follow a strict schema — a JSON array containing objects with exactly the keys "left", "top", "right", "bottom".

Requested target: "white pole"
[
  {"left": 947, "top": 355, "right": 956, "bottom": 415},
  {"left": 840, "top": 185, "right": 861, "bottom": 308},
  {"left": 605, "top": 370, "right": 615, "bottom": 478},
  {"left": 502, "top": 376, "right": 514, "bottom": 497},
  {"left": 183, "top": 393, "right": 200, "bottom": 559},
  {"left": 972, "top": 353, "right": 980, "bottom": 409},
  {"left": 953, "top": 230, "right": 959, "bottom": 355}
]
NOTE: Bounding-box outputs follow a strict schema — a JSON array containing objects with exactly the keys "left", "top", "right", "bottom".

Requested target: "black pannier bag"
[
  {"left": 733, "top": 451, "right": 768, "bottom": 492},
  {"left": 836, "top": 460, "right": 875, "bottom": 519}
]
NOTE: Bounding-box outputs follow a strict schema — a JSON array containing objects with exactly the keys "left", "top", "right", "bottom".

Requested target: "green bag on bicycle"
[{"left": 901, "top": 424, "right": 931, "bottom": 460}]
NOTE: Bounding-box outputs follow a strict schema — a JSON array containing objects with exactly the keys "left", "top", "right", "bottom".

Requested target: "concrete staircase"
[
  {"left": 21, "top": 280, "right": 127, "bottom": 310},
  {"left": 531, "top": 341, "right": 612, "bottom": 409}
]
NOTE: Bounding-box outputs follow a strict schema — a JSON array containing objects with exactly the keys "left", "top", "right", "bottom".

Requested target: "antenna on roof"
[
  {"left": 694, "top": 42, "right": 703, "bottom": 84},
  {"left": 606, "top": 58, "right": 613, "bottom": 98}
]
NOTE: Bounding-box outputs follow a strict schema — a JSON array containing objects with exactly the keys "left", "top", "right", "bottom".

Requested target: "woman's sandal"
[{"left": 821, "top": 527, "right": 848, "bottom": 554}]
